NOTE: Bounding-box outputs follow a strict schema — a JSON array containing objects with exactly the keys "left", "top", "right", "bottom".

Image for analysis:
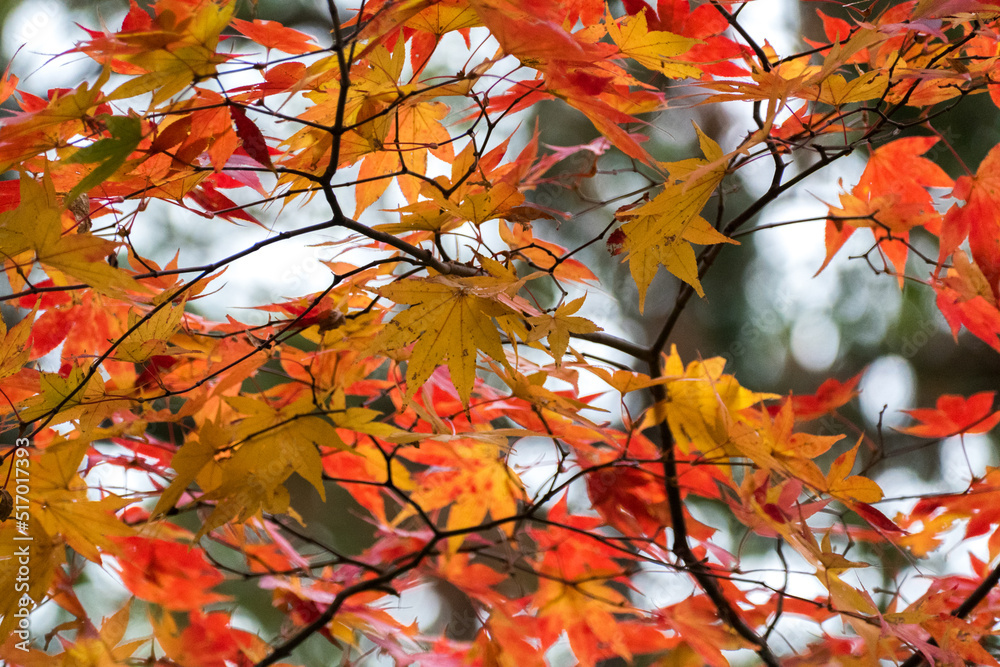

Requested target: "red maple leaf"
[{"left": 899, "top": 391, "right": 1000, "bottom": 438}]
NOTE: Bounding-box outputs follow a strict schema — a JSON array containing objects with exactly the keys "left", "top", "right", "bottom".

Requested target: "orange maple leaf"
[
  {"left": 819, "top": 137, "right": 952, "bottom": 284},
  {"left": 784, "top": 371, "right": 864, "bottom": 421},
  {"left": 114, "top": 536, "right": 228, "bottom": 610}
]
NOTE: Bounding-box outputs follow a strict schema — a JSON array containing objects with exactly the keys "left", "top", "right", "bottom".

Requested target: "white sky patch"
[
  {"left": 790, "top": 312, "right": 839, "bottom": 372},
  {"left": 859, "top": 355, "right": 916, "bottom": 428},
  {"left": 736, "top": 0, "right": 803, "bottom": 59},
  {"left": 938, "top": 432, "right": 997, "bottom": 486},
  {"left": 389, "top": 583, "right": 443, "bottom": 631},
  {"left": 3, "top": 0, "right": 100, "bottom": 94}
]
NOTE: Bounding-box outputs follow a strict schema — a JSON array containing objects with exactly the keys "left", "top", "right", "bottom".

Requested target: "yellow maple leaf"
[
  {"left": 28, "top": 440, "right": 134, "bottom": 563},
  {"left": 157, "top": 397, "right": 395, "bottom": 534},
  {"left": 408, "top": 1, "right": 482, "bottom": 34},
  {"left": 826, "top": 438, "right": 883, "bottom": 504},
  {"left": 376, "top": 183, "right": 523, "bottom": 234},
  {"left": 216, "top": 395, "right": 338, "bottom": 495},
  {"left": 495, "top": 364, "right": 605, "bottom": 429},
  {"left": 727, "top": 401, "right": 842, "bottom": 490},
  {"left": 618, "top": 125, "right": 737, "bottom": 310},
  {"left": 37, "top": 601, "right": 146, "bottom": 665},
  {"left": 0, "top": 173, "right": 144, "bottom": 297},
  {"left": 525, "top": 296, "right": 601, "bottom": 364},
  {"left": 155, "top": 410, "right": 308, "bottom": 537},
  {"left": 152, "top": 419, "right": 231, "bottom": 520},
  {"left": 643, "top": 345, "right": 776, "bottom": 456},
  {"left": 18, "top": 367, "right": 116, "bottom": 430},
  {"left": 0, "top": 307, "right": 33, "bottom": 382},
  {"left": 605, "top": 9, "right": 701, "bottom": 79},
  {"left": 802, "top": 71, "right": 889, "bottom": 106},
  {"left": 116, "top": 300, "right": 187, "bottom": 364},
  {"left": 0, "top": 515, "right": 61, "bottom": 641},
  {"left": 372, "top": 272, "right": 524, "bottom": 403},
  {"left": 587, "top": 367, "right": 671, "bottom": 394}
]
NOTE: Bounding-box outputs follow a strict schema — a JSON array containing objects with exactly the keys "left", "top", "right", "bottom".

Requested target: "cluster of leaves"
[{"left": 0, "top": 0, "right": 998, "bottom": 665}]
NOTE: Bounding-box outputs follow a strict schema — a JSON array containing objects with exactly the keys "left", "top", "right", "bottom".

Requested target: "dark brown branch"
[{"left": 649, "top": 373, "right": 781, "bottom": 667}]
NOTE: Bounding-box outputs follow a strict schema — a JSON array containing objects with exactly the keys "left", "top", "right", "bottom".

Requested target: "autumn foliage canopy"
[{"left": 2, "top": 0, "right": 1000, "bottom": 664}]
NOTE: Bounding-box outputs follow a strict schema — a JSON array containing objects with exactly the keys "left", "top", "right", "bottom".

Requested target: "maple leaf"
[
  {"left": 114, "top": 536, "right": 228, "bottom": 610},
  {"left": 156, "top": 398, "right": 385, "bottom": 536},
  {"left": 644, "top": 345, "right": 777, "bottom": 455},
  {"left": 82, "top": 0, "right": 236, "bottom": 104},
  {"left": 27, "top": 440, "right": 134, "bottom": 563},
  {"left": 8, "top": 601, "right": 147, "bottom": 665},
  {"left": 606, "top": 9, "right": 701, "bottom": 79},
  {"left": 115, "top": 299, "right": 187, "bottom": 364},
  {"left": 825, "top": 438, "right": 883, "bottom": 504},
  {"left": 733, "top": 474, "right": 827, "bottom": 538},
  {"left": 0, "top": 307, "right": 33, "bottom": 383},
  {"left": 186, "top": 180, "right": 264, "bottom": 225},
  {"left": 471, "top": 610, "right": 548, "bottom": 667},
  {"left": 898, "top": 466, "right": 1000, "bottom": 558},
  {"left": 784, "top": 371, "right": 864, "bottom": 421},
  {"left": 355, "top": 100, "right": 453, "bottom": 216},
  {"left": 934, "top": 249, "right": 1000, "bottom": 351},
  {"left": 0, "top": 60, "right": 16, "bottom": 106},
  {"left": 899, "top": 391, "right": 1000, "bottom": 437},
  {"left": 525, "top": 296, "right": 601, "bottom": 363},
  {"left": 618, "top": 124, "right": 737, "bottom": 309},
  {"left": 818, "top": 136, "right": 952, "bottom": 284},
  {"left": 528, "top": 497, "right": 642, "bottom": 665},
  {"left": 800, "top": 71, "right": 889, "bottom": 106},
  {"left": 501, "top": 222, "right": 598, "bottom": 283},
  {"left": 469, "top": 0, "right": 614, "bottom": 66},
  {"left": 152, "top": 610, "right": 266, "bottom": 667},
  {"left": 923, "top": 615, "right": 1000, "bottom": 667},
  {"left": 941, "top": 141, "right": 1000, "bottom": 291},
  {"left": 371, "top": 270, "right": 525, "bottom": 403},
  {"left": 229, "top": 104, "right": 275, "bottom": 171},
  {"left": 231, "top": 18, "right": 321, "bottom": 55},
  {"left": 0, "top": 69, "right": 112, "bottom": 174},
  {"left": 401, "top": 438, "right": 526, "bottom": 552},
  {"left": 729, "top": 401, "right": 844, "bottom": 491},
  {"left": 534, "top": 577, "right": 635, "bottom": 666},
  {"left": 0, "top": 172, "right": 144, "bottom": 297},
  {"left": 5, "top": 1, "right": 1000, "bottom": 665},
  {"left": 588, "top": 367, "right": 671, "bottom": 394},
  {"left": 91, "top": 602, "right": 146, "bottom": 663},
  {"left": 0, "top": 515, "right": 61, "bottom": 642}
]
